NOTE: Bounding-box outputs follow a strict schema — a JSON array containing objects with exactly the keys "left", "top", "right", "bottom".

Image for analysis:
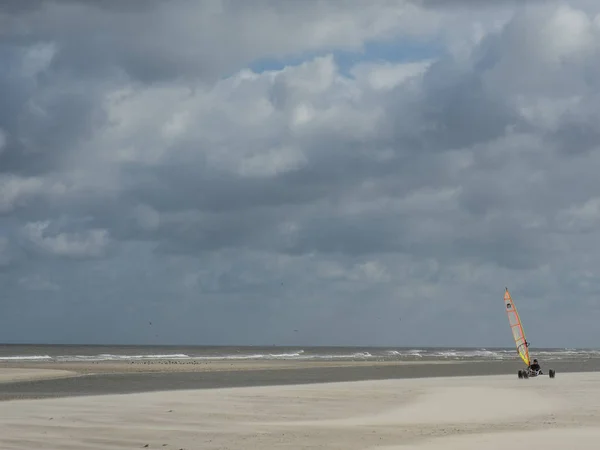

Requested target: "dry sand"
[{"left": 1, "top": 370, "right": 599, "bottom": 449}]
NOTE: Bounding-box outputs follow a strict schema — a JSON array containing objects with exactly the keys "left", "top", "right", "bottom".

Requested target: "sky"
[{"left": 1, "top": 0, "right": 600, "bottom": 348}]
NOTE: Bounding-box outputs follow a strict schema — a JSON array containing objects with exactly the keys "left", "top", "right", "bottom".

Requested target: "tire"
[
  {"left": 549, "top": 369, "right": 555, "bottom": 378},
  {"left": 518, "top": 370, "right": 523, "bottom": 379},
  {"left": 523, "top": 371, "right": 529, "bottom": 379}
]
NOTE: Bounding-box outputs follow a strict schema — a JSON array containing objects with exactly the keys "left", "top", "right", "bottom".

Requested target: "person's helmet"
[{"left": 533, "top": 359, "right": 538, "bottom": 363}]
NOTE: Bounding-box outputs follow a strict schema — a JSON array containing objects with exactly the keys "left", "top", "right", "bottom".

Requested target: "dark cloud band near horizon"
[{"left": 1, "top": 0, "right": 600, "bottom": 348}]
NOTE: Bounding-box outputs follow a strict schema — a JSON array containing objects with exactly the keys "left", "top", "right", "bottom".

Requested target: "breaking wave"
[
  {"left": 1, "top": 347, "right": 598, "bottom": 363},
  {"left": 0, "top": 355, "right": 53, "bottom": 361}
]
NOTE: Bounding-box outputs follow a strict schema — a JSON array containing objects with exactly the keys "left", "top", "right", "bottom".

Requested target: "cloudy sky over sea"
[{"left": 1, "top": 0, "right": 600, "bottom": 347}]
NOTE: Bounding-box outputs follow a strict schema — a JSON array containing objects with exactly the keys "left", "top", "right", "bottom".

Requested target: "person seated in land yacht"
[{"left": 529, "top": 358, "right": 542, "bottom": 373}]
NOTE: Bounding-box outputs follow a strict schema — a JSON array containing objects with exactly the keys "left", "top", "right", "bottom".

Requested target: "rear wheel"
[
  {"left": 549, "top": 369, "right": 555, "bottom": 378},
  {"left": 518, "top": 370, "right": 523, "bottom": 379},
  {"left": 523, "top": 371, "right": 529, "bottom": 379}
]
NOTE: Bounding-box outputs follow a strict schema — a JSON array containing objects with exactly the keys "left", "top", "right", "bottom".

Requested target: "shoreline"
[
  {"left": 1, "top": 371, "right": 600, "bottom": 449},
  {"left": 0, "top": 358, "right": 477, "bottom": 375},
  {"left": 0, "top": 358, "right": 597, "bottom": 401},
  {"left": 0, "top": 368, "right": 78, "bottom": 384}
]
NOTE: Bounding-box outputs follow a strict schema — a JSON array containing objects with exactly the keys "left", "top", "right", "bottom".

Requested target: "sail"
[{"left": 503, "top": 287, "right": 530, "bottom": 366}]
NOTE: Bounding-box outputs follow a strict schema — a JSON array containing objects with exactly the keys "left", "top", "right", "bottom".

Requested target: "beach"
[
  {"left": 0, "top": 358, "right": 599, "bottom": 449},
  {"left": 0, "top": 363, "right": 599, "bottom": 449},
  {"left": 0, "top": 368, "right": 77, "bottom": 384},
  {"left": 0, "top": 356, "right": 598, "bottom": 401}
]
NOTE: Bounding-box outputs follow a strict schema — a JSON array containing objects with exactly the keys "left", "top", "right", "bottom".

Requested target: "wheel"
[
  {"left": 523, "top": 371, "right": 529, "bottom": 379},
  {"left": 518, "top": 370, "right": 523, "bottom": 379},
  {"left": 549, "top": 369, "right": 555, "bottom": 378}
]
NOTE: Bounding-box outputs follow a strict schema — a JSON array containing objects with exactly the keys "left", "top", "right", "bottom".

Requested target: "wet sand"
[
  {"left": 1, "top": 371, "right": 599, "bottom": 449},
  {"left": 0, "top": 368, "right": 77, "bottom": 384},
  {"left": 0, "top": 358, "right": 597, "bottom": 401},
  {"left": 0, "top": 358, "right": 475, "bottom": 375}
]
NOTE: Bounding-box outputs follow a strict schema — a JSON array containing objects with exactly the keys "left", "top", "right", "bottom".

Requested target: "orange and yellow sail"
[{"left": 503, "top": 287, "right": 530, "bottom": 366}]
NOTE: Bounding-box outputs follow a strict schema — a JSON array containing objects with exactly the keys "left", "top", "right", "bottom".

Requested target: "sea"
[{"left": 0, "top": 344, "right": 598, "bottom": 363}]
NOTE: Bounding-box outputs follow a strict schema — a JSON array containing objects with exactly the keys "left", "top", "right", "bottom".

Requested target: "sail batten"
[{"left": 503, "top": 287, "right": 530, "bottom": 366}]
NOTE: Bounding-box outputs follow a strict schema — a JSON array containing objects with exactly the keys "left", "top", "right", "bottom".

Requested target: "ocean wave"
[
  {"left": 192, "top": 351, "right": 305, "bottom": 360},
  {"left": 385, "top": 350, "right": 424, "bottom": 357},
  {"left": 430, "top": 349, "right": 514, "bottom": 359},
  {"left": 0, "top": 355, "right": 53, "bottom": 361},
  {"left": 1, "top": 348, "right": 599, "bottom": 363}
]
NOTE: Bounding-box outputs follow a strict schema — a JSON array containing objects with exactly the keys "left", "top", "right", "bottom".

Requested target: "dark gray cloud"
[
  {"left": 1, "top": 0, "right": 441, "bottom": 84},
  {"left": 1, "top": 1, "right": 600, "bottom": 347}
]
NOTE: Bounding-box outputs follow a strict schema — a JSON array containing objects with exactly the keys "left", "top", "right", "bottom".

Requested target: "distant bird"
[{"left": 149, "top": 321, "right": 152, "bottom": 326}]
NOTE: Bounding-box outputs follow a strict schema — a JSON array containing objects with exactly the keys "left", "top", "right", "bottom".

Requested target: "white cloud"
[
  {"left": 555, "top": 197, "right": 600, "bottom": 233},
  {"left": 351, "top": 60, "right": 433, "bottom": 91},
  {"left": 2, "top": 1, "right": 447, "bottom": 84},
  {"left": 2, "top": 1, "right": 600, "bottom": 346},
  {"left": 22, "top": 221, "right": 110, "bottom": 259},
  {"left": 0, "top": 175, "right": 69, "bottom": 214},
  {"left": 0, "top": 175, "right": 44, "bottom": 213},
  {"left": 539, "top": 5, "right": 596, "bottom": 61},
  {"left": 237, "top": 146, "right": 308, "bottom": 178},
  {"left": 19, "top": 42, "right": 57, "bottom": 78}
]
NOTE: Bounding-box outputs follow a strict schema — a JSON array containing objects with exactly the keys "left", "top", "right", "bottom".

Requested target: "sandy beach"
[
  {"left": 0, "top": 358, "right": 474, "bottom": 375},
  {"left": 0, "top": 368, "right": 77, "bottom": 384},
  {"left": 0, "top": 357, "right": 598, "bottom": 401},
  {"left": 0, "top": 358, "right": 589, "bottom": 401},
  {"left": 0, "top": 366, "right": 599, "bottom": 449}
]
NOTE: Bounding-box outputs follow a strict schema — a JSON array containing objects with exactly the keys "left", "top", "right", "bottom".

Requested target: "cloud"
[
  {"left": 0, "top": 129, "right": 5, "bottom": 154},
  {"left": 1, "top": 1, "right": 600, "bottom": 346},
  {"left": 18, "top": 274, "right": 60, "bottom": 292},
  {"left": 21, "top": 221, "right": 110, "bottom": 259},
  {"left": 0, "top": 174, "right": 68, "bottom": 214},
  {"left": 0, "top": 238, "right": 11, "bottom": 268},
  {"left": 1, "top": 1, "right": 444, "bottom": 84}
]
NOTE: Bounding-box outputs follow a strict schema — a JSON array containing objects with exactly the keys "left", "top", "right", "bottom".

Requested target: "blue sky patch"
[{"left": 247, "top": 36, "right": 446, "bottom": 76}]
